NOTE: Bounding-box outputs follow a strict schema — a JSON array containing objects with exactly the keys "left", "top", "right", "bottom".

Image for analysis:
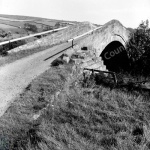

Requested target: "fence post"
[{"left": 72, "top": 39, "right": 74, "bottom": 48}]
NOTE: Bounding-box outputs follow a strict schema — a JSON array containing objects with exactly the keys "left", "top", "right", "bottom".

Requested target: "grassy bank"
[{"left": 0, "top": 64, "right": 150, "bottom": 150}]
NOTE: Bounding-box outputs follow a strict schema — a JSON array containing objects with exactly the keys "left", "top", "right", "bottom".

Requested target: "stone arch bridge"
[{"left": 71, "top": 20, "right": 131, "bottom": 72}]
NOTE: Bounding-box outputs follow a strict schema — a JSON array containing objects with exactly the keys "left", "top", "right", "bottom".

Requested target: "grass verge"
[{"left": 0, "top": 64, "right": 150, "bottom": 150}]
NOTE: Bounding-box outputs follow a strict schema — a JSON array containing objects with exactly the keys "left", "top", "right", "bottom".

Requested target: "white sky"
[{"left": 0, "top": 0, "right": 150, "bottom": 28}]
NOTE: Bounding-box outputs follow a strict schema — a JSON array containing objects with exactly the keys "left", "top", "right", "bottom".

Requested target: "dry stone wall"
[{"left": 9, "top": 22, "right": 94, "bottom": 53}]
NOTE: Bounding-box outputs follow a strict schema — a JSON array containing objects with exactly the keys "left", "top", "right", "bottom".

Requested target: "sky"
[{"left": 0, "top": 0, "right": 150, "bottom": 28}]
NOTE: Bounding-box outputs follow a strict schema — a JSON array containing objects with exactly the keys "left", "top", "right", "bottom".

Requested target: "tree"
[
  {"left": 138, "top": 20, "right": 149, "bottom": 30},
  {"left": 55, "top": 22, "right": 61, "bottom": 28},
  {"left": 146, "top": 19, "right": 149, "bottom": 29},
  {"left": 24, "top": 23, "right": 38, "bottom": 33},
  {"left": 126, "top": 20, "right": 150, "bottom": 76},
  {"left": 127, "top": 20, "right": 150, "bottom": 61}
]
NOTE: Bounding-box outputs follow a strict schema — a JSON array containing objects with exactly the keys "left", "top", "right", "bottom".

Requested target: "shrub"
[{"left": 24, "top": 23, "right": 38, "bottom": 33}]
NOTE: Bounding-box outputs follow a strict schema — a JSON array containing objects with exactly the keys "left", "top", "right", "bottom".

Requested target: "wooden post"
[{"left": 72, "top": 39, "right": 74, "bottom": 48}]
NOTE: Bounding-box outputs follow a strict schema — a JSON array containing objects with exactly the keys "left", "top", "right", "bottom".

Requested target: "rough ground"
[{"left": 0, "top": 42, "right": 72, "bottom": 116}]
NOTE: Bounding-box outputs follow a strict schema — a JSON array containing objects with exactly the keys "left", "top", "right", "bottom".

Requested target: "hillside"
[
  {"left": 0, "top": 14, "right": 78, "bottom": 23},
  {"left": 0, "top": 14, "right": 77, "bottom": 43}
]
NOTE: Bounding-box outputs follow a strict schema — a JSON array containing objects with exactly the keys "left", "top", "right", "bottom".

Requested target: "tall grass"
[{"left": 0, "top": 63, "right": 150, "bottom": 150}]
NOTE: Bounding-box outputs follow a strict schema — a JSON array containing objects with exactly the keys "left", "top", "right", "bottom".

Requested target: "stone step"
[
  {"left": 82, "top": 58, "right": 104, "bottom": 67},
  {"left": 84, "top": 63, "right": 107, "bottom": 71},
  {"left": 84, "top": 61, "right": 102, "bottom": 69},
  {"left": 83, "top": 57, "right": 102, "bottom": 64},
  {"left": 81, "top": 59, "right": 95, "bottom": 67},
  {"left": 73, "top": 55, "right": 107, "bottom": 72},
  {"left": 96, "top": 65, "right": 105, "bottom": 70},
  {"left": 94, "top": 57, "right": 102, "bottom": 62},
  {"left": 81, "top": 57, "right": 93, "bottom": 63}
]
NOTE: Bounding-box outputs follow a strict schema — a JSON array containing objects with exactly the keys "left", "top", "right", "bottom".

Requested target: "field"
[
  {"left": 0, "top": 14, "right": 78, "bottom": 23},
  {"left": 0, "top": 19, "right": 57, "bottom": 30},
  {"left": 0, "top": 14, "right": 77, "bottom": 30},
  {"left": 0, "top": 23, "right": 18, "bottom": 29}
]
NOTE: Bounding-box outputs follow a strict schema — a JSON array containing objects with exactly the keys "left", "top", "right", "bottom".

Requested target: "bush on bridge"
[{"left": 126, "top": 20, "right": 150, "bottom": 76}]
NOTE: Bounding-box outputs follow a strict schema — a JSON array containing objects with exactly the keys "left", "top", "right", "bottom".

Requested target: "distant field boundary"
[{"left": 0, "top": 26, "right": 68, "bottom": 46}]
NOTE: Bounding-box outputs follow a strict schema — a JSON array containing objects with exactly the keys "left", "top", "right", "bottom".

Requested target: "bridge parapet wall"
[{"left": 9, "top": 22, "right": 94, "bottom": 53}]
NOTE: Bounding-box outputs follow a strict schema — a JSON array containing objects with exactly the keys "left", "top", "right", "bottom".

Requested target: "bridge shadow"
[{"left": 100, "top": 41, "right": 130, "bottom": 73}]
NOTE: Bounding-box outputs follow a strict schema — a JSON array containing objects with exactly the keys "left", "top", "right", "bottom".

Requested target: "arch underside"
[{"left": 100, "top": 41, "right": 130, "bottom": 72}]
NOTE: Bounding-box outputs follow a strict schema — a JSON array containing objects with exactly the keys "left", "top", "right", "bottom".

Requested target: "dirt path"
[{"left": 0, "top": 42, "right": 72, "bottom": 116}]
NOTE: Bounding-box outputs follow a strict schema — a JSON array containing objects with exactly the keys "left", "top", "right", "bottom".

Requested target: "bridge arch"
[
  {"left": 80, "top": 20, "right": 131, "bottom": 72},
  {"left": 100, "top": 40, "right": 130, "bottom": 72}
]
